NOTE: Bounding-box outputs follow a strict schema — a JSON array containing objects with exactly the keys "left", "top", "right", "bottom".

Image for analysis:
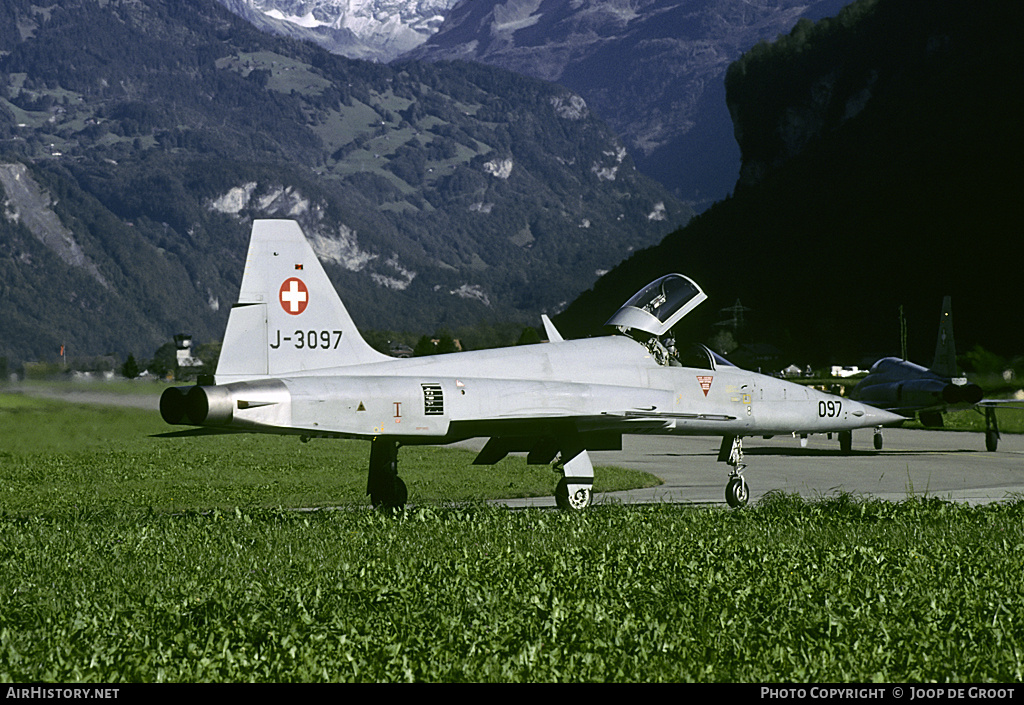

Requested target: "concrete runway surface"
[{"left": 473, "top": 428, "right": 1024, "bottom": 509}]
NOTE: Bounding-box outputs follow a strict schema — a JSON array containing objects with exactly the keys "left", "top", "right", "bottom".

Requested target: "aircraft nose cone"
[{"left": 857, "top": 403, "right": 905, "bottom": 427}]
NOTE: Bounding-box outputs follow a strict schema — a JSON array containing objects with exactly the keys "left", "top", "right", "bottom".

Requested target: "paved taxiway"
[{"left": 477, "top": 428, "right": 1024, "bottom": 508}]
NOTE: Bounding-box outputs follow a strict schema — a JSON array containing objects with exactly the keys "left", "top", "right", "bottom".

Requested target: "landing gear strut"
[
  {"left": 838, "top": 430, "right": 853, "bottom": 454},
  {"left": 719, "top": 436, "right": 749, "bottom": 508},
  {"left": 367, "top": 438, "right": 407, "bottom": 511},
  {"left": 985, "top": 406, "right": 1000, "bottom": 452}
]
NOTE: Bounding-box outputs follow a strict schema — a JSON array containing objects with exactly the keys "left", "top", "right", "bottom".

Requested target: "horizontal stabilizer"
[
  {"left": 978, "top": 399, "right": 1024, "bottom": 410},
  {"left": 149, "top": 427, "right": 245, "bottom": 439}
]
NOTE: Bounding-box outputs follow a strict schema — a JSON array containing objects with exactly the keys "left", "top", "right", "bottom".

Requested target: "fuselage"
[{"left": 162, "top": 336, "right": 902, "bottom": 442}]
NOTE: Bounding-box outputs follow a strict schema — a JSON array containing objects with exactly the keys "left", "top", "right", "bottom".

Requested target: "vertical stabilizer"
[
  {"left": 931, "top": 296, "right": 958, "bottom": 378},
  {"left": 216, "top": 220, "right": 388, "bottom": 381}
]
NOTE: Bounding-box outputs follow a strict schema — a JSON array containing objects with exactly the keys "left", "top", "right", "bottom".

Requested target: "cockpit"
[
  {"left": 606, "top": 274, "right": 732, "bottom": 369},
  {"left": 675, "top": 342, "right": 736, "bottom": 370}
]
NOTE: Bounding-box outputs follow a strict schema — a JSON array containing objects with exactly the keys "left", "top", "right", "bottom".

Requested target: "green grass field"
[
  {"left": 1, "top": 391, "right": 1021, "bottom": 682},
  {"left": 0, "top": 391, "right": 658, "bottom": 515}
]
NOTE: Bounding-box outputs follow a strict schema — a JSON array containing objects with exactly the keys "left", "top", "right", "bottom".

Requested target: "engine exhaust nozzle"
[
  {"left": 185, "top": 385, "right": 234, "bottom": 425},
  {"left": 159, "top": 386, "right": 189, "bottom": 425}
]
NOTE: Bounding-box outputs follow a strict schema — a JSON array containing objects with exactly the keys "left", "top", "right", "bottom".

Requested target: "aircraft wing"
[
  {"left": 603, "top": 409, "right": 738, "bottom": 422},
  {"left": 541, "top": 314, "right": 564, "bottom": 343}
]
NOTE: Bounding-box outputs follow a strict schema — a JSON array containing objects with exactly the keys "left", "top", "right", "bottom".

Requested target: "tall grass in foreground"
[
  {"left": 1, "top": 393, "right": 1021, "bottom": 682},
  {"left": 0, "top": 497, "right": 1021, "bottom": 682}
]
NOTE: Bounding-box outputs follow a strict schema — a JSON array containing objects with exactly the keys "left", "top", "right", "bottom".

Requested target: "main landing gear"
[
  {"left": 838, "top": 430, "right": 853, "bottom": 454},
  {"left": 839, "top": 413, "right": 1000, "bottom": 453},
  {"left": 555, "top": 476, "right": 593, "bottom": 510},
  {"left": 719, "top": 436, "right": 749, "bottom": 508},
  {"left": 367, "top": 438, "right": 597, "bottom": 512},
  {"left": 367, "top": 438, "right": 407, "bottom": 511}
]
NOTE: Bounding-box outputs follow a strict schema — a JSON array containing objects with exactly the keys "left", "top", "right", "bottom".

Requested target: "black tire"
[
  {"left": 371, "top": 476, "right": 408, "bottom": 512},
  {"left": 873, "top": 433, "right": 883, "bottom": 450},
  {"left": 986, "top": 431, "right": 998, "bottom": 452},
  {"left": 725, "top": 477, "right": 749, "bottom": 508}
]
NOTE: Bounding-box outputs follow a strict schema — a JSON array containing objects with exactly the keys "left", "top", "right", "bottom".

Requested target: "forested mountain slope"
[{"left": 405, "top": 0, "right": 849, "bottom": 210}]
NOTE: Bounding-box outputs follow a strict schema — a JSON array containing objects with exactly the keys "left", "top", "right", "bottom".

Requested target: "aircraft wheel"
[
  {"left": 986, "top": 430, "right": 999, "bottom": 452},
  {"left": 555, "top": 478, "right": 592, "bottom": 511},
  {"left": 725, "top": 476, "right": 749, "bottom": 508},
  {"left": 371, "top": 476, "right": 407, "bottom": 512},
  {"left": 839, "top": 430, "right": 853, "bottom": 454},
  {"left": 873, "top": 432, "right": 883, "bottom": 450}
]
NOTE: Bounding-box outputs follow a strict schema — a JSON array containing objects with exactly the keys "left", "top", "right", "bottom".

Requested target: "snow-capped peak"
[{"left": 242, "top": 1, "right": 461, "bottom": 58}]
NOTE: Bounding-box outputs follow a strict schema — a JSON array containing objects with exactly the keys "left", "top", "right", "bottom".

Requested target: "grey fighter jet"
[
  {"left": 849, "top": 297, "right": 1022, "bottom": 452},
  {"left": 160, "top": 220, "right": 902, "bottom": 509}
]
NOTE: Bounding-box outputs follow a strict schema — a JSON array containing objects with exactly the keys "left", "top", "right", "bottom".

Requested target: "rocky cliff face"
[{"left": 724, "top": 0, "right": 883, "bottom": 188}]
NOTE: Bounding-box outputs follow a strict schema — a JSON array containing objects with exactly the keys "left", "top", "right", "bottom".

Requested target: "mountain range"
[
  {"left": 224, "top": 0, "right": 1023, "bottom": 364},
  {"left": 228, "top": 0, "right": 853, "bottom": 210},
  {"left": 405, "top": 0, "right": 854, "bottom": 210},
  {"left": 0, "top": 0, "right": 688, "bottom": 365},
  {"left": 2, "top": 0, "right": 1020, "bottom": 371}
]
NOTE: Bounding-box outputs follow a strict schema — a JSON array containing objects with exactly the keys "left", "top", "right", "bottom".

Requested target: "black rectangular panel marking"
[{"left": 422, "top": 383, "right": 444, "bottom": 415}]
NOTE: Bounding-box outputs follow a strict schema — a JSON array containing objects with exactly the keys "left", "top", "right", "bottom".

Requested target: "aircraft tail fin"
[
  {"left": 215, "top": 220, "right": 388, "bottom": 381},
  {"left": 931, "top": 295, "right": 958, "bottom": 378}
]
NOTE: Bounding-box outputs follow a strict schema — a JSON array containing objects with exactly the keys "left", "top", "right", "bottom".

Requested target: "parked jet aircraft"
[
  {"left": 847, "top": 297, "right": 1021, "bottom": 452},
  {"left": 160, "top": 220, "right": 902, "bottom": 509}
]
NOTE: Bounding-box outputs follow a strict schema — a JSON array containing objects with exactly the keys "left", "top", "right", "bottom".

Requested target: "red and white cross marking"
[{"left": 279, "top": 277, "right": 308, "bottom": 315}]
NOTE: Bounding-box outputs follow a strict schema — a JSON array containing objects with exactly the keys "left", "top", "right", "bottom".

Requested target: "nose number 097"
[{"left": 818, "top": 400, "right": 842, "bottom": 418}]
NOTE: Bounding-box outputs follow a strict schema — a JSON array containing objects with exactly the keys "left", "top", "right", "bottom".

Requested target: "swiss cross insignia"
[{"left": 280, "top": 278, "right": 309, "bottom": 315}]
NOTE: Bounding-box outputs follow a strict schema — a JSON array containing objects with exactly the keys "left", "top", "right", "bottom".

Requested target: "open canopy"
[{"left": 605, "top": 274, "right": 707, "bottom": 337}]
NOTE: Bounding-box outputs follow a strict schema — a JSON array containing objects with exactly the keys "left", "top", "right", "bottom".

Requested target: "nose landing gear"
[{"left": 719, "top": 436, "right": 749, "bottom": 508}]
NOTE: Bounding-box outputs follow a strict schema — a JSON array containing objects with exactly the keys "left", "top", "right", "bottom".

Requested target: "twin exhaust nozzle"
[
  {"left": 942, "top": 383, "right": 983, "bottom": 405},
  {"left": 160, "top": 385, "right": 234, "bottom": 426}
]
